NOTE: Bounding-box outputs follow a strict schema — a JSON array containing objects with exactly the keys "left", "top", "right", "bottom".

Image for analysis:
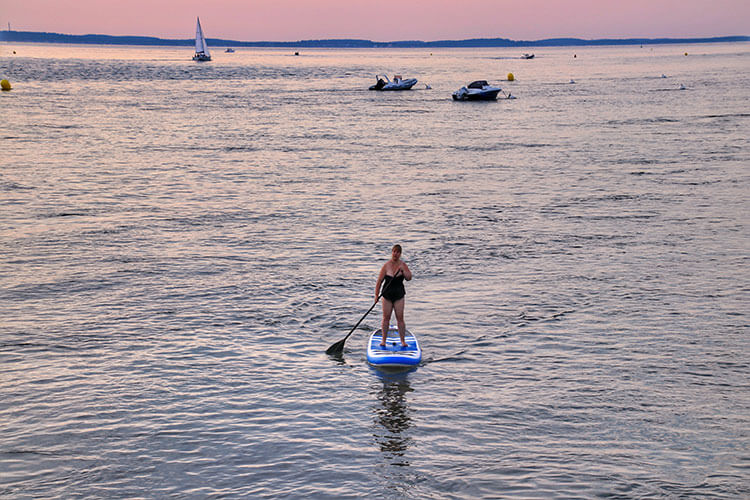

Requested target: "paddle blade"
[{"left": 326, "top": 338, "right": 346, "bottom": 356}]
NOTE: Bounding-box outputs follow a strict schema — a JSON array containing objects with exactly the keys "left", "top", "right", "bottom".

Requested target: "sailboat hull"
[{"left": 192, "top": 53, "right": 211, "bottom": 61}]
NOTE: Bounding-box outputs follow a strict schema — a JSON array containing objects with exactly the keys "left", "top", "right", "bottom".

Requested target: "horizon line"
[{"left": 1, "top": 29, "right": 748, "bottom": 48}]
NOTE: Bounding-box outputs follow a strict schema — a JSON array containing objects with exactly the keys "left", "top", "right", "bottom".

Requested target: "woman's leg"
[
  {"left": 381, "top": 299, "right": 393, "bottom": 346},
  {"left": 393, "top": 298, "right": 407, "bottom": 346}
]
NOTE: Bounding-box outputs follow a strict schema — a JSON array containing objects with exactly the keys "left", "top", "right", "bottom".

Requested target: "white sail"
[
  {"left": 193, "top": 17, "right": 211, "bottom": 60},
  {"left": 195, "top": 18, "right": 204, "bottom": 53}
]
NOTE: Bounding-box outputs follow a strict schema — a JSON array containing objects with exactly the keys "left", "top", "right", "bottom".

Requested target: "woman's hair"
[{"left": 391, "top": 244, "right": 402, "bottom": 253}]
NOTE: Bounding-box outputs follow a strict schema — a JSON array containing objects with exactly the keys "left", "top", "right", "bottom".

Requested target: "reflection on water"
[
  {"left": 2, "top": 42, "right": 748, "bottom": 499},
  {"left": 372, "top": 371, "right": 414, "bottom": 467}
]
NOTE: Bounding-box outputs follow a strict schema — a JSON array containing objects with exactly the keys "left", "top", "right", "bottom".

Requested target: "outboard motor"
[
  {"left": 369, "top": 78, "right": 386, "bottom": 90},
  {"left": 452, "top": 86, "right": 469, "bottom": 100}
]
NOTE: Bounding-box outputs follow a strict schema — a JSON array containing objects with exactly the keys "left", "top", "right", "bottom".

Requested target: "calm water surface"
[{"left": 1, "top": 42, "right": 749, "bottom": 498}]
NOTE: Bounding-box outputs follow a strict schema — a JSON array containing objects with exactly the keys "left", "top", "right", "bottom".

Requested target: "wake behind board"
[{"left": 366, "top": 325, "right": 422, "bottom": 368}]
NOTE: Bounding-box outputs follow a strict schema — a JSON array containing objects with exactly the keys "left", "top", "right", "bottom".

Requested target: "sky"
[{"left": 2, "top": 0, "right": 748, "bottom": 41}]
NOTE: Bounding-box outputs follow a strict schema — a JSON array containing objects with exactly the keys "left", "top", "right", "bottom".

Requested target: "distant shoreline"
[{"left": 1, "top": 30, "right": 748, "bottom": 48}]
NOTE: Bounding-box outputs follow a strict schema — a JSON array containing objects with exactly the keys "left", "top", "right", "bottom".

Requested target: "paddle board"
[{"left": 366, "top": 325, "right": 422, "bottom": 368}]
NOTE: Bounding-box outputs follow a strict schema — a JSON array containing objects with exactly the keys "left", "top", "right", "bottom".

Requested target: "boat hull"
[
  {"left": 452, "top": 89, "right": 501, "bottom": 101},
  {"left": 369, "top": 78, "right": 418, "bottom": 91},
  {"left": 382, "top": 78, "right": 418, "bottom": 90}
]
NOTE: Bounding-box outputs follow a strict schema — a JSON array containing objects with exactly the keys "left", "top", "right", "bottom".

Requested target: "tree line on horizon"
[{"left": 1, "top": 30, "right": 747, "bottom": 48}]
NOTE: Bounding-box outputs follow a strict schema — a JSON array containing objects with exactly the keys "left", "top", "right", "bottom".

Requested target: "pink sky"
[{"left": 2, "top": 0, "right": 748, "bottom": 41}]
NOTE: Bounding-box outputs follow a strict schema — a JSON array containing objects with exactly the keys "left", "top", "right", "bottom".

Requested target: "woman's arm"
[{"left": 400, "top": 261, "right": 413, "bottom": 281}]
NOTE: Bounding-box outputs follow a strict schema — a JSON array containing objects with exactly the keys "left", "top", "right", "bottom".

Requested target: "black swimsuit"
[{"left": 381, "top": 274, "right": 406, "bottom": 302}]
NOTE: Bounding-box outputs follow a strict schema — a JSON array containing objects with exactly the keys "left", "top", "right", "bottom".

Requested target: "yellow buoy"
[
  {"left": 0, "top": 79, "right": 11, "bottom": 91},
  {"left": 507, "top": 72, "right": 515, "bottom": 81}
]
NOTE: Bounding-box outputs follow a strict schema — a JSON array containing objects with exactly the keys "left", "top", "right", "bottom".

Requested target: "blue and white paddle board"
[{"left": 366, "top": 325, "right": 422, "bottom": 368}]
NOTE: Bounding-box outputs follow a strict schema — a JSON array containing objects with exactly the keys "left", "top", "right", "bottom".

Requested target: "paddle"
[{"left": 326, "top": 270, "right": 402, "bottom": 356}]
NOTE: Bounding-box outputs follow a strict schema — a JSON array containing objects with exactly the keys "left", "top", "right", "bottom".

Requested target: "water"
[{"left": 1, "top": 42, "right": 749, "bottom": 498}]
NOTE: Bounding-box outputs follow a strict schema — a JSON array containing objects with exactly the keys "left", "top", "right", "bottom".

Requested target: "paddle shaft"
[{"left": 339, "top": 296, "right": 381, "bottom": 344}]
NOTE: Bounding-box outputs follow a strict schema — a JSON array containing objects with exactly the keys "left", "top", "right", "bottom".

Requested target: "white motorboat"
[
  {"left": 452, "top": 80, "right": 502, "bottom": 101},
  {"left": 522, "top": 53, "right": 535, "bottom": 59},
  {"left": 369, "top": 74, "right": 418, "bottom": 91},
  {"left": 192, "top": 17, "right": 211, "bottom": 61}
]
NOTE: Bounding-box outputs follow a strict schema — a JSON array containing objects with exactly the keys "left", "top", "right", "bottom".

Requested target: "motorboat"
[
  {"left": 225, "top": 48, "right": 235, "bottom": 53},
  {"left": 452, "top": 80, "right": 502, "bottom": 101},
  {"left": 369, "top": 74, "right": 418, "bottom": 91},
  {"left": 522, "top": 53, "right": 535, "bottom": 59}
]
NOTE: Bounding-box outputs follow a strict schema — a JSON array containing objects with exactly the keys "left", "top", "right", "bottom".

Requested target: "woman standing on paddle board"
[{"left": 375, "top": 244, "right": 413, "bottom": 347}]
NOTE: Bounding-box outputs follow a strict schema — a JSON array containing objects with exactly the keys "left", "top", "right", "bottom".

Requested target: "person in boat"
[{"left": 375, "top": 244, "right": 413, "bottom": 347}]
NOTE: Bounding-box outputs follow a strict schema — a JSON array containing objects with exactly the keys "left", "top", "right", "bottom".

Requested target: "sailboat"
[{"left": 192, "top": 17, "right": 211, "bottom": 61}]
